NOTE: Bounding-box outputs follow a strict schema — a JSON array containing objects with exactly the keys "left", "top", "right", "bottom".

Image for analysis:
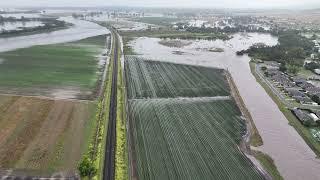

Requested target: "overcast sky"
[{"left": 1, "top": 0, "right": 320, "bottom": 9}]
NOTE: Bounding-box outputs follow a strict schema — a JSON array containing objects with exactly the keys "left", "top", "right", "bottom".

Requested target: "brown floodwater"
[
  {"left": 0, "top": 17, "right": 109, "bottom": 52},
  {"left": 130, "top": 33, "right": 320, "bottom": 180}
]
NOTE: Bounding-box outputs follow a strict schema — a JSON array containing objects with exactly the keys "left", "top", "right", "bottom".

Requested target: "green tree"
[
  {"left": 279, "top": 63, "right": 287, "bottom": 72},
  {"left": 260, "top": 66, "right": 267, "bottom": 71},
  {"left": 311, "top": 95, "right": 320, "bottom": 105},
  {"left": 78, "top": 155, "right": 97, "bottom": 177},
  {"left": 287, "top": 64, "right": 300, "bottom": 74}
]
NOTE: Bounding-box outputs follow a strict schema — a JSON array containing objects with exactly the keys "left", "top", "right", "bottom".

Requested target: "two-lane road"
[{"left": 103, "top": 28, "right": 119, "bottom": 180}]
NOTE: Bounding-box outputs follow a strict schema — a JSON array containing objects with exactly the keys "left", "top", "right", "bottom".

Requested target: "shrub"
[
  {"left": 261, "top": 66, "right": 267, "bottom": 71},
  {"left": 78, "top": 155, "right": 97, "bottom": 177}
]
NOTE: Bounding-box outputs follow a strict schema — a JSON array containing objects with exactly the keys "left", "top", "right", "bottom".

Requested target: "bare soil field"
[{"left": 0, "top": 95, "right": 96, "bottom": 173}]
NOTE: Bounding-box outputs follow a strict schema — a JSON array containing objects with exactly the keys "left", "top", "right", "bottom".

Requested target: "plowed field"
[{"left": 0, "top": 95, "right": 96, "bottom": 172}]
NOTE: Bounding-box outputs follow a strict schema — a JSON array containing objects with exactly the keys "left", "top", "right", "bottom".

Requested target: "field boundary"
[
  {"left": 225, "top": 71, "right": 263, "bottom": 147},
  {"left": 225, "top": 70, "right": 274, "bottom": 180},
  {"left": 0, "top": 93, "right": 93, "bottom": 103},
  {"left": 123, "top": 43, "right": 138, "bottom": 180}
]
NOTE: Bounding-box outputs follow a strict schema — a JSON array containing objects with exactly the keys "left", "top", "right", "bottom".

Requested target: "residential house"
[
  {"left": 292, "top": 77, "right": 307, "bottom": 85},
  {"left": 305, "top": 86, "right": 320, "bottom": 95},
  {"left": 285, "top": 88, "right": 306, "bottom": 97},
  {"left": 293, "top": 96, "right": 316, "bottom": 105},
  {"left": 314, "top": 69, "right": 320, "bottom": 75},
  {"left": 292, "top": 108, "right": 314, "bottom": 124},
  {"left": 297, "top": 82, "right": 314, "bottom": 89},
  {"left": 271, "top": 74, "right": 295, "bottom": 88}
]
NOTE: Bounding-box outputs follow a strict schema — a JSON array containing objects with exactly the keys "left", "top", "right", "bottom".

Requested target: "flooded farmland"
[
  {"left": 0, "top": 17, "right": 109, "bottom": 52},
  {"left": 130, "top": 33, "right": 320, "bottom": 180},
  {"left": 0, "top": 21, "right": 44, "bottom": 31}
]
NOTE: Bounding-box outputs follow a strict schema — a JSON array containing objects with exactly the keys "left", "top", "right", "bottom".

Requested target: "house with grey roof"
[
  {"left": 293, "top": 96, "right": 316, "bottom": 105},
  {"left": 292, "top": 77, "right": 307, "bottom": 85},
  {"left": 306, "top": 86, "right": 320, "bottom": 95},
  {"left": 298, "top": 82, "right": 314, "bottom": 89},
  {"left": 292, "top": 108, "right": 314, "bottom": 124},
  {"left": 285, "top": 88, "right": 306, "bottom": 97}
]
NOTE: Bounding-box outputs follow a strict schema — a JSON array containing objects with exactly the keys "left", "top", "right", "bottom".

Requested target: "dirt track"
[{"left": 0, "top": 95, "right": 96, "bottom": 173}]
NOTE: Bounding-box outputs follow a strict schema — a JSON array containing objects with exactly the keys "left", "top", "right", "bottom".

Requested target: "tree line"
[{"left": 237, "top": 30, "right": 316, "bottom": 69}]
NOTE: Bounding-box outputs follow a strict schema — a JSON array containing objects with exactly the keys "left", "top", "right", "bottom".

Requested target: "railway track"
[{"left": 103, "top": 29, "right": 119, "bottom": 180}]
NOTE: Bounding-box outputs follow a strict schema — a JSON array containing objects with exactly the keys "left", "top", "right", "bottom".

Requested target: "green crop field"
[
  {"left": 125, "top": 56, "right": 229, "bottom": 99},
  {"left": 129, "top": 99, "right": 263, "bottom": 180},
  {"left": 125, "top": 57, "right": 264, "bottom": 180},
  {"left": 0, "top": 34, "right": 108, "bottom": 99}
]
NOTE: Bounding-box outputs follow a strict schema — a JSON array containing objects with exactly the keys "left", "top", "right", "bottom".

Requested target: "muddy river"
[
  {"left": 0, "top": 17, "right": 109, "bottom": 52},
  {"left": 130, "top": 33, "right": 320, "bottom": 180}
]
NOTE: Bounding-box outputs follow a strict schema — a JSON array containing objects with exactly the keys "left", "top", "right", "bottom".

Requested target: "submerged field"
[
  {"left": 0, "top": 34, "right": 108, "bottom": 100},
  {"left": 0, "top": 95, "right": 97, "bottom": 172},
  {"left": 126, "top": 57, "right": 264, "bottom": 179}
]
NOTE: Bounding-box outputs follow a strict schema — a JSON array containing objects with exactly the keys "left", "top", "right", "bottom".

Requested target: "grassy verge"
[
  {"left": 298, "top": 68, "right": 316, "bottom": 79},
  {"left": 128, "top": 17, "right": 179, "bottom": 26},
  {"left": 115, "top": 42, "right": 129, "bottom": 180},
  {"left": 253, "top": 151, "right": 283, "bottom": 180},
  {"left": 227, "top": 67, "right": 283, "bottom": 179},
  {"left": 226, "top": 71, "right": 263, "bottom": 147},
  {"left": 94, "top": 35, "right": 115, "bottom": 180},
  {"left": 250, "top": 62, "right": 320, "bottom": 157},
  {"left": 78, "top": 35, "right": 114, "bottom": 180}
]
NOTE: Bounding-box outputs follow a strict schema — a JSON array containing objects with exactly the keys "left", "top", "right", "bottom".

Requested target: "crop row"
[
  {"left": 128, "top": 99, "right": 263, "bottom": 180},
  {"left": 125, "top": 56, "right": 229, "bottom": 99},
  {"left": 125, "top": 58, "right": 263, "bottom": 179}
]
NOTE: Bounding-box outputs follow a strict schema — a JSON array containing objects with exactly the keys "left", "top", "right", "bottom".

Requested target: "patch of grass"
[
  {"left": 78, "top": 32, "right": 115, "bottom": 180},
  {"left": 76, "top": 35, "right": 108, "bottom": 47},
  {"left": 253, "top": 151, "right": 283, "bottom": 180},
  {"left": 122, "top": 36, "right": 137, "bottom": 55},
  {"left": 81, "top": 101, "right": 100, "bottom": 158},
  {"left": 129, "top": 17, "right": 179, "bottom": 26},
  {"left": 158, "top": 39, "right": 192, "bottom": 48},
  {"left": 226, "top": 71, "right": 263, "bottom": 147},
  {"left": 251, "top": 133, "right": 263, "bottom": 147},
  {"left": 298, "top": 68, "right": 316, "bottom": 79},
  {"left": 115, "top": 48, "right": 128, "bottom": 180},
  {"left": 119, "top": 29, "right": 230, "bottom": 41},
  {"left": 250, "top": 62, "right": 320, "bottom": 157}
]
